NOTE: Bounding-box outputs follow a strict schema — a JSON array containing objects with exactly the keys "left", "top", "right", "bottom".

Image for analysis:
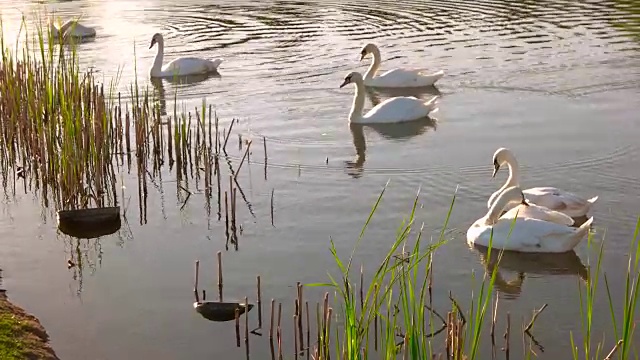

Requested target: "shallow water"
[{"left": 0, "top": 0, "right": 639, "bottom": 358}]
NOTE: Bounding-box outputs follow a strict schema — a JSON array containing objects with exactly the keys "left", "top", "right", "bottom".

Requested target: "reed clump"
[{"left": 0, "top": 16, "right": 258, "bottom": 242}]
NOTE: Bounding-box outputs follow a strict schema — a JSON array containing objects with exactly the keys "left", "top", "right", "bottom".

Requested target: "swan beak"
[
  {"left": 149, "top": 40, "right": 155, "bottom": 49},
  {"left": 521, "top": 198, "right": 530, "bottom": 207},
  {"left": 339, "top": 79, "right": 350, "bottom": 88},
  {"left": 492, "top": 161, "right": 500, "bottom": 178},
  {"left": 359, "top": 52, "right": 366, "bottom": 61}
]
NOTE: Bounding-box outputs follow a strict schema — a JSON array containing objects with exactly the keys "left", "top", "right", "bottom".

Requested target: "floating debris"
[
  {"left": 194, "top": 301, "right": 254, "bottom": 322},
  {"left": 57, "top": 207, "right": 121, "bottom": 239}
]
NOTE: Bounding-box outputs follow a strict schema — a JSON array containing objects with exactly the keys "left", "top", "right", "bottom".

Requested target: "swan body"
[
  {"left": 501, "top": 202, "right": 575, "bottom": 226},
  {"left": 149, "top": 33, "right": 222, "bottom": 78},
  {"left": 360, "top": 43, "right": 444, "bottom": 88},
  {"left": 50, "top": 19, "right": 96, "bottom": 39},
  {"left": 339, "top": 71, "right": 438, "bottom": 124},
  {"left": 488, "top": 147, "right": 598, "bottom": 218},
  {"left": 468, "top": 186, "right": 594, "bottom": 253}
]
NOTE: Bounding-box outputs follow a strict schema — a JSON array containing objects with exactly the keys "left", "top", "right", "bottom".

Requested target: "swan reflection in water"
[
  {"left": 345, "top": 87, "right": 441, "bottom": 178},
  {"left": 150, "top": 72, "right": 222, "bottom": 115},
  {"left": 471, "top": 244, "right": 588, "bottom": 299}
]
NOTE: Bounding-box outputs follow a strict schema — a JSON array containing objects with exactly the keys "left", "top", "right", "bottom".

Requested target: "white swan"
[
  {"left": 148, "top": 33, "right": 223, "bottom": 78},
  {"left": 50, "top": 19, "right": 96, "bottom": 39},
  {"left": 468, "top": 186, "right": 594, "bottom": 253},
  {"left": 339, "top": 71, "right": 438, "bottom": 124},
  {"left": 359, "top": 43, "right": 444, "bottom": 88},
  {"left": 501, "top": 200, "right": 575, "bottom": 226},
  {"left": 488, "top": 147, "right": 598, "bottom": 218}
]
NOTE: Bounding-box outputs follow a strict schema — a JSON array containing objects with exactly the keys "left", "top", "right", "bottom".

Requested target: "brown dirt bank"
[{"left": 0, "top": 289, "right": 60, "bottom": 360}]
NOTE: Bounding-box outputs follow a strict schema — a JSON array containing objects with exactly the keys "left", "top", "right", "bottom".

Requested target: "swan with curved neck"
[
  {"left": 50, "top": 18, "right": 96, "bottom": 39},
  {"left": 339, "top": 71, "right": 438, "bottom": 124},
  {"left": 149, "top": 33, "right": 223, "bottom": 78},
  {"left": 359, "top": 43, "right": 444, "bottom": 88},
  {"left": 468, "top": 186, "right": 594, "bottom": 253},
  {"left": 487, "top": 148, "right": 598, "bottom": 218}
]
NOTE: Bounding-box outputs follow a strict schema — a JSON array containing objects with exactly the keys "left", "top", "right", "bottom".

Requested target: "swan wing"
[
  {"left": 524, "top": 187, "right": 595, "bottom": 216},
  {"left": 162, "top": 57, "right": 218, "bottom": 76},
  {"left": 369, "top": 68, "right": 443, "bottom": 87},
  {"left": 502, "top": 204, "right": 575, "bottom": 226},
  {"left": 363, "top": 97, "right": 433, "bottom": 123}
]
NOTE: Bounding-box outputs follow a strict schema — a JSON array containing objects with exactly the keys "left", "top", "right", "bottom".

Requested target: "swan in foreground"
[
  {"left": 359, "top": 43, "right": 444, "bottom": 88},
  {"left": 149, "top": 33, "right": 223, "bottom": 78},
  {"left": 468, "top": 186, "right": 594, "bottom": 253},
  {"left": 50, "top": 19, "right": 96, "bottom": 39},
  {"left": 488, "top": 147, "right": 598, "bottom": 218},
  {"left": 339, "top": 71, "right": 438, "bottom": 124}
]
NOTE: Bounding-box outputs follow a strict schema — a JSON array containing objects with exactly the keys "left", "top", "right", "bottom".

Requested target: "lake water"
[{"left": 0, "top": 0, "right": 639, "bottom": 358}]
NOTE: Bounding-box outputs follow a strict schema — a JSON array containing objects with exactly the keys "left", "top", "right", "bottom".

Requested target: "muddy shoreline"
[{"left": 0, "top": 289, "right": 60, "bottom": 360}]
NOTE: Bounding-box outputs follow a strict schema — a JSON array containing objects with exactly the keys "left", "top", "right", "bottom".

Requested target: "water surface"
[{"left": 0, "top": 0, "right": 639, "bottom": 358}]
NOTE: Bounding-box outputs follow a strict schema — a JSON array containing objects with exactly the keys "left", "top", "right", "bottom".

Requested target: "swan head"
[
  {"left": 339, "top": 71, "right": 364, "bottom": 88},
  {"left": 149, "top": 33, "right": 164, "bottom": 49},
  {"left": 359, "top": 43, "right": 378, "bottom": 61},
  {"left": 492, "top": 147, "right": 516, "bottom": 178}
]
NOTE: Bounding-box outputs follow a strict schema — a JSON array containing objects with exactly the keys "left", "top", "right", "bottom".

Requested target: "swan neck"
[
  {"left": 349, "top": 79, "right": 366, "bottom": 123},
  {"left": 505, "top": 157, "right": 520, "bottom": 188},
  {"left": 486, "top": 191, "right": 512, "bottom": 223},
  {"left": 364, "top": 47, "right": 381, "bottom": 80},
  {"left": 152, "top": 41, "right": 165, "bottom": 75}
]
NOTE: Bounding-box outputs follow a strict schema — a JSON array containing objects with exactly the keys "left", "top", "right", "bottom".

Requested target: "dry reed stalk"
[
  {"left": 503, "top": 312, "right": 511, "bottom": 360},
  {"left": 236, "top": 308, "right": 241, "bottom": 347},
  {"left": 278, "top": 302, "right": 283, "bottom": 360},
  {"left": 245, "top": 296, "right": 250, "bottom": 356},
  {"left": 374, "top": 283, "right": 378, "bottom": 351},
  {"left": 257, "top": 276, "right": 263, "bottom": 328},
  {"left": 232, "top": 187, "right": 238, "bottom": 249},
  {"left": 297, "top": 282, "right": 304, "bottom": 351},
  {"left": 305, "top": 301, "right": 310, "bottom": 360},
  {"left": 234, "top": 139, "right": 252, "bottom": 180},
  {"left": 222, "top": 119, "right": 235, "bottom": 154},
  {"left": 524, "top": 304, "right": 547, "bottom": 334},
  {"left": 270, "top": 188, "right": 275, "bottom": 227},
  {"left": 294, "top": 314, "right": 299, "bottom": 360},
  {"left": 224, "top": 190, "right": 230, "bottom": 247},
  {"left": 263, "top": 136, "right": 267, "bottom": 180},
  {"left": 194, "top": 260, "right": 200, "bottom": 303},
  {"left": 217, "top": 251, "right": 223, "bottom": 301}
]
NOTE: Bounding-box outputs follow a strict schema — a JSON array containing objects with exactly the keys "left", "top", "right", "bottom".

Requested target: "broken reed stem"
[
  {"left": 278, "top": 302, "right": 283, "bottom": 360},
  {"left": 217, "top": 251, "right": 223, "bottom": 302},
  {"left": 236, "top": 308, "right": 241, "bottom": 347},
  {"left": 524, "top": 303, "right": 548, "bottom": 334},
  {"left": 257, "top": 276, "right": 263, "bottom": 328},
  {"left": 263, "top": 136, "right": 267, "bottom": 180},
  {"left": 491, "top": 296, "right": 499, "bottom": 349},
  {"left": 294, "top": 314, "right": 299, "bottom": 360},
  {"left": 222, "top": 119, "right": 235, "bottom": 154},
  {"left": 269, "top": 299, "right": 275, "bottom": 339},
  {"left": 305, "top": 301, "right": 310, "bottom": 360},
  {"left": 604, "top": 340, "right": 624, "bottom": 360},
  {"left": 374, "top": 283, "right": 378, "bottom": 351},
  {"left": 245, "top": 296, "right": 250, "bottom": 356},
  {"left": 232, "top": 187, "right": 238, "bottom": 248},
  {"left": 297, "top": 282, "right": 304, "bottom": 351},
  {"left": 270, "top": 188, "right": 275, "bottom": 227},
  {"left": 224, "top": 191, "right": 230, "bottom": 247},
  {"left": 194, "top": 260, "right": 200, "bottom": 303},
  {"left": 504, "top": 312, "right": 511, "bottom": 360},
  {"left": 359, "top": 265, "right": 364, "bottom": 312},
  {"left": 234, "top": 139, "right": 252, "bottom": 181}
]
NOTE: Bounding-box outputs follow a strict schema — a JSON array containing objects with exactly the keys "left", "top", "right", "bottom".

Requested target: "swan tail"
[
  {"left": 424, "top": 96, "right": 439, "bottom": 112},
  {"left": 566, "top": 216, "right": 594, "bottom": 251},
  {"left": 209, "top": 59, "right": 223, "bottom": 70},
  {"left": 587, "top": 196, "right": 598, "bottom": 204}
]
